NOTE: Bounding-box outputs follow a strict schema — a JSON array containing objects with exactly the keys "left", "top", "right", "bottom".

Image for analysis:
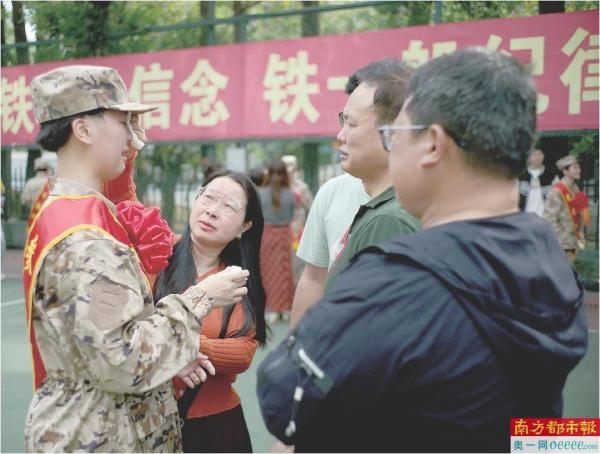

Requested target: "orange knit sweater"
[{"left": 173, "top": 266, "right": 258, "bottom": 419}]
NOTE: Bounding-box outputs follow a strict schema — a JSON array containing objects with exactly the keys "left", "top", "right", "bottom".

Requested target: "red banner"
[{"left": 1, "top": 10, "right": 598, "bottom": 145}]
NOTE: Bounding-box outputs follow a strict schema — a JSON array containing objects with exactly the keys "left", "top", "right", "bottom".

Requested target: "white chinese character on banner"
[
  {"left": 129, "top": 63, "right": 174, "bottom": 130},
  {"left": 180, "top": 59, "right": 230, "bottom": 127},
  {"left": 560, "top": 27, "right": 599, "bottom": 115},
  {"left": 401, "top": 40, "right": 457, "bottom": 68},
  {"left": 1, "top": 75, "right": 35, "bottom": 134},
  {"left": 263, "top": 51, "right": 320, "bottom": 124}
]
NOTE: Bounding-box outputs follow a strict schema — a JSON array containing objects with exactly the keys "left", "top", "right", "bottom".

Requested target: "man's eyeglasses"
[
  {"left": 195, "top": 186, "right": 243, "bottom": 216},
  {"left": 377, "top": 124, "right": 429, "bottom": 152}
]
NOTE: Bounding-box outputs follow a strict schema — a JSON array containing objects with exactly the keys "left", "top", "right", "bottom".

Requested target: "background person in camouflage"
[
  {"left": 20, "top": 157, "right": 53, "bottom": 210},
  {"left": 25, "top": 65, "right": 249, "bottom": 452},
  {"left": 544, "top": 155, "right": 590, "bottom": 260}
]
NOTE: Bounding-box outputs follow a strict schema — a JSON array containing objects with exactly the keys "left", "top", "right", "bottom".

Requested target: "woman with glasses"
[
  {"left": 259, "top": 158, "right": 297, "bottom": 323},
  {"left": 155, "top": 169, "right": 266, "bottom": 453}
]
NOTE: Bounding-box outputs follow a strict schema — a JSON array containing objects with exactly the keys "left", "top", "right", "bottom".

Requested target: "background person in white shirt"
[
  {"left": 518, "top": 148, "right": 556, "bottom": 217},
  {"left": 290, "top": 173, "right": 369, "bottom": 328}
]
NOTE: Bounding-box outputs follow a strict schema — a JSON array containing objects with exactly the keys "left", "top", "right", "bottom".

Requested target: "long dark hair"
[
  {"left": 267, "top": 158, "right": 290, "bottom": 213},
  {"left": 154, "top": 169, "right": 266, "bottom": 344}
]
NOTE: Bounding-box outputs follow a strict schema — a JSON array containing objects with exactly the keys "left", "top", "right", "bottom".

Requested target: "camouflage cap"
[
  {"left": 31, "top": 65, "right": 157, "bottom": 123},
  {"left": 556, "top": 155, "right": 578, "bottom": 171}
]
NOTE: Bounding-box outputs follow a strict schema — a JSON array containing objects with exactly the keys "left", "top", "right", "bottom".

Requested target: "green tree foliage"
[
  {"left": 439, "top": 1, "right": 538, "bottom": 23},
  {"left": 565, "top": 1, "right": 598, "bottom": 12},
  {"left": 11, "top": 1, "right": 29, "bottom": 63},
  {"left": 9, "top": 1, "right": 597, "bottom": 64},
  {"left": 1, "top": 1, "right": 14, "bottom": 65},
  {"left": 27, "top": 1, "right": 205, "bottom": 61},
  {"left": 569, "top": 134, "right": 599, "bottom": 181}
]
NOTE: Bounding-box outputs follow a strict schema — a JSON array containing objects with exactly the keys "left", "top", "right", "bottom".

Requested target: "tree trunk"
[
  {"left": 302, "top": 1, "right": 320, "bottom": 193},
  {"left": 1, "top": 2, "right": 8, "bottom": 64},
  {"left": 86, "top": 1, "right": 110, "bottom": 56},
  {"left": 199, "top": 1, "right": 215, "bottom": 46},
  {"left": 408, "top": 1, "right": 433, "bottom": 26},
  {"left": 12, "top": 1, "right": 29, "bottom": 64},
  {"left": 233, "top": 1, "right": 245, "bottom": 43},
  {"left": 301, "top": 1, "right": 319, "bottom": 37},
  {"left": 538, "top": 1, "right": 565, "bottom": 14},
  {"left": 232, "top": 1, "right": 260, "bottom": 42}
]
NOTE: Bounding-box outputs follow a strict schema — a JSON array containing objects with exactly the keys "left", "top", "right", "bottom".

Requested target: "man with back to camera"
[{"left": 257, "top": 48, "right": 587, "bottom": 452}]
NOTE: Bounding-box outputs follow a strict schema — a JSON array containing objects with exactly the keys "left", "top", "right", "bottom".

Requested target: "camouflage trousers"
[{"left": 25, "top": 375, "right": 182, "bottom": 452}]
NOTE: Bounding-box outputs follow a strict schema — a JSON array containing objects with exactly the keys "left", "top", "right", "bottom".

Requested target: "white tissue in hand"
[
  {"left": 229, "top": 266, "right": 243, "bottom": 272},
  {"left": 127, "top": 111, "right": 145, "bottom": 150}
]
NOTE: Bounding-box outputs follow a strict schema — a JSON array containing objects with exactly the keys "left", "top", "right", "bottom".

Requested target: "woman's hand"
[
  {"left": 177, "top": 353, "right": 216, "bottom": 388},
  {"left": 196, "top": 266, "right": 249, "bottom": 308}
]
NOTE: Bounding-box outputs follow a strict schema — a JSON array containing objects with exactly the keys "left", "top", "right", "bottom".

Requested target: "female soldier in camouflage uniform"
[{"left": 24, "top": 65, "right": 249, "bottom": 452}]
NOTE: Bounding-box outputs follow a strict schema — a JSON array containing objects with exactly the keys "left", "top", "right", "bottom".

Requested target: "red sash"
[
  {"left": 23, "top": 195, "right": 139, "bottom": 389},
  {"left": 554, "top": 182, "right": 588, "bottom": 239},
  {"left": 27, "top": 181, "right": 49, "bottom": 230}
]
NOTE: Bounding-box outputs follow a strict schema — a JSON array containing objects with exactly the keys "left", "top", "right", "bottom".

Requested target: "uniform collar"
[
  {"left": 364, "top": 186, "right": 396, "bottom": 209},
  {"left": 48, "top": 177, "right": 116, "bottom": 214}
]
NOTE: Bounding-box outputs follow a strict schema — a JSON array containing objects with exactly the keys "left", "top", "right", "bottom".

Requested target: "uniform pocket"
[{"left": 128, "top": 385, "right": 178, "bottom": 440}]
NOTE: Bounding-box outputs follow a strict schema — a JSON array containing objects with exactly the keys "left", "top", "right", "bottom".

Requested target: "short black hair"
[
  {"left": 405, "top": 47, "right": 537, "bottom": 179},
  {"left": 36, "top": 108, "right": 105, "bottom": 152},
  {"left": 345, "top": 58, "right": 413, "bottom": 124},
  {"left": 202, "top": 156, "right": 223, "bottom": 181},
  {"left": 249, "top": 166, "right": 266, "bottom": 187}
]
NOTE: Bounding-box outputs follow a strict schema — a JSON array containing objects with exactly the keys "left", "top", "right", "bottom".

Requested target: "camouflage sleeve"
[
  {"left": 543, "top": 188, "right": 563, "bottom": 232},
  {"left": 39, "top": 233, "right": 207, "bottom": 394}
]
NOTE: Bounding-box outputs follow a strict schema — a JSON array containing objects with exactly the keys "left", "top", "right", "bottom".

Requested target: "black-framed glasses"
[{"left": 377, "top": 124, "right": 429, "bottom": 152}]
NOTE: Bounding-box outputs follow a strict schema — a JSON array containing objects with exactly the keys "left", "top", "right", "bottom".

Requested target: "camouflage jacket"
[
  {"left": 543, "top": 182, "right": 582, "bottom": 250},
  {"left": 25, "top": 178, "right": 211, "bottom": 453}
]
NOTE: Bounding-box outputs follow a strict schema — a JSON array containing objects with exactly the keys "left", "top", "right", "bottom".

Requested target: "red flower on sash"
[{"left": 116, "top": 201, "right": 174, "bottom": 274}]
